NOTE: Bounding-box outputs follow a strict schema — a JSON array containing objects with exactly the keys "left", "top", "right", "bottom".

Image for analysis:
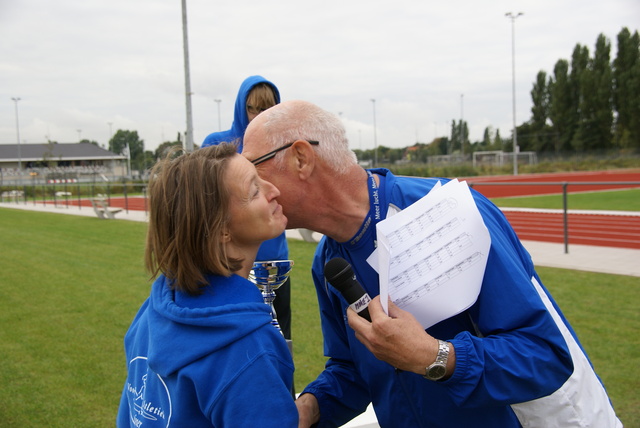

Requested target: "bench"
[
  {"left": 1, "top": 189, "right": 24, "bottom": 202},
  {"left": 55, "top": 191, "right": 72, "bottom": 197},
  {"left": 90, "top": 195, "right": 122, "bottom": 219}
]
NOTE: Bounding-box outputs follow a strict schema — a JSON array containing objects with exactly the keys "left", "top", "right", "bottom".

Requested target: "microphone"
[{"left": 324, "top": 257, "right": 372, "bottom": 321}]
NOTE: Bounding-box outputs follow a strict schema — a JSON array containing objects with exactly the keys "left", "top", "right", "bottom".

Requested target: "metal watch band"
[
  {"left": 424, "top": 339, "right": 450, "bottom": 381},
  {"left": 434, "top": 340, "right": 449, "bottom": 364}
]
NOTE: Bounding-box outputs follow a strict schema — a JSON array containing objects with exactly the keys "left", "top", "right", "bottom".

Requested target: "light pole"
[
  {"left": 215, "top": 99, "right": 222, "bottom": 131},
  {"left": 77, "top": 129, "right": 82, "bottom": 142},
  {"left": 506, "top": 11, "right": 523, "bottom": 176},
  {"left": 371, "top": 98, "right": 378, "bottom": 167},
  {"left": 11, "top": 97, "right": 22, "bottom": 171},
  {"left": 181, "top": 0, "right": 194, "bottom": 152}
]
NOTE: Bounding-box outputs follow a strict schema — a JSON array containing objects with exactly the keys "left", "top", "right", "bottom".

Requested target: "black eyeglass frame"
[{"left": 250, "top": 140, "right": 319, "bottom": 166}]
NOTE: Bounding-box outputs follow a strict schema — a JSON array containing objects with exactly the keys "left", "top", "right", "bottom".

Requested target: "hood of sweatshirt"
[
  {"left": 139, "top": 273, "right": 276, "bottom": 377},
  {"left": 201, "top": 75, "right": 280, "bottom": 150}
]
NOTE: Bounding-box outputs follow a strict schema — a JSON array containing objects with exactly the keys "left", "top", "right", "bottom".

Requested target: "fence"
[
  {"left": 0, "top": 180, "right": 148, "bottom": 215},
  {"left": 468, "top": 181, "right": 640, "bottom": 253},
  {"left": 3, "top": 180, "right": 639, "bottom": 254}
]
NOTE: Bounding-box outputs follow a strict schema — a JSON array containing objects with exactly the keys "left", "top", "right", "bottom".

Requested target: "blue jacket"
[
  {"left": 201, "top": 75, "right": 287, "bottom": 261},
  {"left": 301, "top": 169, "right": 620, "bottom": 428},
  {"left": 117, "top": 274, "right": 297, "bottom": 427},
  {"left": 201, "top": 75, "right": 280, "bottom": 153}
]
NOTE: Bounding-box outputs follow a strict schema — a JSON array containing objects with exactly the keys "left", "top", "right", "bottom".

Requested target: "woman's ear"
[{"left": 220, "top": 229, "right": 231, "bottom": 243}]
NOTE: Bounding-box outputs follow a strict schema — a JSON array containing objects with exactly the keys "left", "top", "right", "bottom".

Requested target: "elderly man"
[{"left": 242, "top": 100, "right": 621, "bottom": 428}]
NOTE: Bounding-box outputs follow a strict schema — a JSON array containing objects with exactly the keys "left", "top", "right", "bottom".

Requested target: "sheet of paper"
[{"left": 375, "top": 179, "right": 491, "bottom": 329}]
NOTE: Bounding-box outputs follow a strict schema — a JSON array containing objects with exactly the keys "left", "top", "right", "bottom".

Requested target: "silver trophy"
[{"left": 249, "top": 260, "right": 294, "bottom": 334}]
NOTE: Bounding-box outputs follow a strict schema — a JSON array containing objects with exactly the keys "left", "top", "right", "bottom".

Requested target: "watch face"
[{"left": 428, "top": 364, "right": 446, "bottom": 380}]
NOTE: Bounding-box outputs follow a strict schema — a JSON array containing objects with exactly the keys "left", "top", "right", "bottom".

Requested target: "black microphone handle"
[{"left": 349, "top": 295, "right": 372, "bottom": 322}]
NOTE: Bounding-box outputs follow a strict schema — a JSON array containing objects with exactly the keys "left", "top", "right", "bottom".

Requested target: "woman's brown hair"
[{"left": 144, "top": 143, "right": 242, "bottom": 294}]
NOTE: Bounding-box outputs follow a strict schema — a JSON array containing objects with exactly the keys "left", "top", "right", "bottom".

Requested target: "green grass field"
[{"left": 0, "top": 207, "right": 638, "bottom": 427}]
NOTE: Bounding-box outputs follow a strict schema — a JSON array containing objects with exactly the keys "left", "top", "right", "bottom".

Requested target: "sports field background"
[{"left": 0, "top": 169, "right": 638, "bottom": 426}]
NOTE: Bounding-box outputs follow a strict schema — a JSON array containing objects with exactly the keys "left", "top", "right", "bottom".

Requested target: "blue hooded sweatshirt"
[
  {"left": 117, "top": 273, "right": 297, "bottom": 427},
  {"left": 201, "top": 75, "right": 287, "bottom": 262},
  {"left": 201, "top": 75, "right": 280, "bottom": 153}
]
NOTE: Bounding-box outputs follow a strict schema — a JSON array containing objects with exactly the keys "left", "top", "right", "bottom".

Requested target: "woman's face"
[
  {"left": 225, "top": 154, "right": 287, "bottom": 249},
  {"left": 246, "top": 104, "right": 268, "bottom": 123}
]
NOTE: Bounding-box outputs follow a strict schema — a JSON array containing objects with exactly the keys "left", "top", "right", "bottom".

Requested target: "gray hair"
[{"left": 259, "top": 100, "right": 358, "bottom": 174}]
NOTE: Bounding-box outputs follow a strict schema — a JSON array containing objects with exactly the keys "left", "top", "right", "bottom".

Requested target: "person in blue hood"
[
  {"left": 117, "top": 144, "right": 298, "bottom": 427},
  {"left": 202, "top": 75, "right": 292, "bottom": 344}
]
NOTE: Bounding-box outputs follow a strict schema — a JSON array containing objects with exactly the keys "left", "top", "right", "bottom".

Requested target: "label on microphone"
[{"left": 349, "top": 294, "right": 371, "bottom": 314}]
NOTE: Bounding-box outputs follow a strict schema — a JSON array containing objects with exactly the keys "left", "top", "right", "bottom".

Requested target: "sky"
[{"left": 1, "top": 0, "right": 638, "bottom": 155}]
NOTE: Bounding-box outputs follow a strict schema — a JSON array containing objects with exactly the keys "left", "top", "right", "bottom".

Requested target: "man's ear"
[{"left": 290, "top": 140, "right": 316, "bottom": 179}]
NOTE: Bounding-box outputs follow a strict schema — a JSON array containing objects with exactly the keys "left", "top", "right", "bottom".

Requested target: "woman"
[
  {"left": 202, "top": 75, "right": 293, "bottom": 345},
  {"left": 117, "top": 144, "right": 297, "bottom": 427}
]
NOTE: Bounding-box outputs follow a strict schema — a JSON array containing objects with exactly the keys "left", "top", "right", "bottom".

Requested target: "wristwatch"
[{"left": 424, "top": 340, "right": 450, "bottom": 381}]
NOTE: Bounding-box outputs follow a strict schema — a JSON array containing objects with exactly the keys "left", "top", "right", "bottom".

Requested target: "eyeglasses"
[{"left": 250, "top": 140, "right": 319, "bottom": 166}]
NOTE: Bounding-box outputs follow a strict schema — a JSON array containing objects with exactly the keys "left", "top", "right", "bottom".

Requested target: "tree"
[
  {"left": 449, "top": 120, "right": 457, "bottom": 154},
  {"left": 613, "top": 28, "right": 640, "bottom": 149},
  {"left": 569, "top": 44, "right": 590, "bottom": 151},
  {"left": 480, "top": 127, "right": 492, "bottom": 151},
  {"left": 155, "top": 133, "right": 185, "bottom": 160},
  {"left": 574, "top": 34, "right": 613, "bottom": 150},
  {"left": 109, "top": 130, "right": 145, "bottom": 172},
  {"left": 549, "top": 59, "right": 574, "bottom": 152},
  {"left": 449, "top": 119, "right": 468, "bottom": 154},
  {"left": 515, "top": 122, "right": 535, "bottom": 152},
  {"left": 426, "top": 137, "right": 449, "bottom": 156},
  {"left": 494, "top": 129, "right": 504, "bottom": 152},
  {"left": 531, "top": 71, "right": 549, "bottom": 127},
  {"left": 155, "top": 141, "right": 182, "bottom": 159},
  {"left": 461, "top": 121, "right": 470, "bottom": 155},
  {"left": 528, "top": 71, "right": 554, "bottom": 152}
]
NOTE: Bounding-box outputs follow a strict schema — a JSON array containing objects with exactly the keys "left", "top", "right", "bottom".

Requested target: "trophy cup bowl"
[{"left": 249, "top": 260, "right": 294, "bottom": 332}]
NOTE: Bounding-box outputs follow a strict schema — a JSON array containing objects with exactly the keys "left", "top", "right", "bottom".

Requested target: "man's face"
[{"left": 242, "top": 123, "right": 293, "bottom": 220}]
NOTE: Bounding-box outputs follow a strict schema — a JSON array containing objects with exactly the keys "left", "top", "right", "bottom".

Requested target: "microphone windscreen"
[{"left": 324, "top": 257, "right": 353, "bottom": 291}]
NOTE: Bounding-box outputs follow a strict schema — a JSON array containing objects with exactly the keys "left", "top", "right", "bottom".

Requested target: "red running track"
[
  {"left": 467, "top": 170, "right": 640, "bottom": 249},
  {"left": 465, "top": 169, "right": 640, "bottom": 198},
  {"left": 502, "top": 210, "right": 640, "bottom": 250}
]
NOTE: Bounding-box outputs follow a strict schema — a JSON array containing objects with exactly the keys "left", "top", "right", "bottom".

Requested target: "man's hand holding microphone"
[{"left": 325, "top": 257, "right": 455, "bottom": 379}]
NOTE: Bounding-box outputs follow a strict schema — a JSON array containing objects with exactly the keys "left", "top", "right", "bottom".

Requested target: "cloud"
[{"left": 1, "top": 0, "right": 638, "bottom": 153}]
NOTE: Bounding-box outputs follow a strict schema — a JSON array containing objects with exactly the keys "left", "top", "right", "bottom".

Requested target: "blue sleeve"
[
  {"left": 442, "top": 193, "right": 574, "bottom": 407},
  {"left": 300, "top": 241, "right": 371, "bottom": 427}
]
